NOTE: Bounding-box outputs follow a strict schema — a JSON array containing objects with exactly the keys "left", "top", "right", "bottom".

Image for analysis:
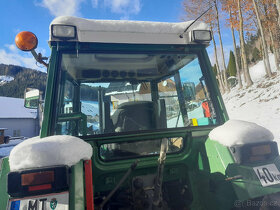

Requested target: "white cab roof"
[{"left": 50, "top": 16, "right": 209, "bottom": 45}]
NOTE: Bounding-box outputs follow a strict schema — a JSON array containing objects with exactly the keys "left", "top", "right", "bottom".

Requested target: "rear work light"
[
  {"left": 191, "top": 30, "right": 212, "bottom": 42},
  {"left": 229, "top": 141, "right": 279, "bottom": 164},
  {"left": 8, "top": 166, "right": 69, "bottom": 198},
  {"left": 51, "top": 24, "right": 77, "bottom": 39}
]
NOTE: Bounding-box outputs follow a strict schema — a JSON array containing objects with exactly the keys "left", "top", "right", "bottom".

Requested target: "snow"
[
  {"left": 0, "top": 139, "right": 25, "bottom": 158},
  {"left": 209, "top": 120, "right": 274, "bottom": 147},
  {"left": 0, "top": 96, "right": 37, "bottom": 119},
  {"left": 223, "top": 53, "right": 280, "bottom": 147},
  {"left": 51, "top": 16, "right": 208, "bottom": 34},
  {"left": 0, "top": 75, "right": 14, "bottom": 86},
  {"left": 50, "top": 16, "right": 209, "bottom": 44},
  {"left": 106, "top": 84, "right": 141, "bottom": 96},
  {"left": 9, "top": 135, "right": 93, "bottom": 171}
]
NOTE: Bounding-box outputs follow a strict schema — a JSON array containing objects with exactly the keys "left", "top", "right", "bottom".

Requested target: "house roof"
[
  {"left": 0, "top": 96, "right": 37, "bottom": 119},
  {"left": 106, "top": 82, "right": 140, "bottom": 96}
]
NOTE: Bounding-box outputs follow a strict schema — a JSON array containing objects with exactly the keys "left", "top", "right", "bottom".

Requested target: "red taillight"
[
  {"left": 21, "top": 171, "right": 54, "bottom": 186},
  {"left": 28, "top": 184, "right": 52, "bottom": 192},
  {"left": 8, "top": 166, "right": 69, "bottom": 197}
]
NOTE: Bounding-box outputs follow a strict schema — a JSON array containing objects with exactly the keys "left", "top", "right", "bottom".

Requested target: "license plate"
[
  {"left": 7, "top": 191, "right": 69, "bottom": 210},
  {"left": 253, "top": 164, "right": 280, "bottom": 187}
]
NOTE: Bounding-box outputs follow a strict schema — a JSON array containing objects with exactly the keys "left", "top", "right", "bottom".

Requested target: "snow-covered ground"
[
  {"left": 0, "top": 139, "right": 25, "bottom": 158},
  {"left": 223, "top": 53, "right": 280, "bottom": 144}
]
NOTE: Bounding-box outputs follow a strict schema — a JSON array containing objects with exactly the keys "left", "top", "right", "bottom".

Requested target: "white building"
[{"left": 0, "top": 96, "right": 39, "bottom": 137}]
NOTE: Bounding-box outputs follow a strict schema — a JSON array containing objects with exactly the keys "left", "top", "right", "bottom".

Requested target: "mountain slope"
[{"left": 0, "top": 64, "right": 47, "bottom": 98}]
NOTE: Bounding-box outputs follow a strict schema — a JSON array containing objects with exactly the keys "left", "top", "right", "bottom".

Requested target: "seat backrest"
[{"left": 112, "top": 101, "right": 157, "bottom": 132}]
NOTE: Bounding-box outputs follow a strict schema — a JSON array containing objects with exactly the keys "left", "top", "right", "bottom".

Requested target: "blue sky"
[{"left": 0, "top": 0, "right": 233, "bottom": 71}]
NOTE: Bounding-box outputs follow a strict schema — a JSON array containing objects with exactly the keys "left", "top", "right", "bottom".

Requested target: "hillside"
[
  {"left": 223, "top": 54, "right": 280, "bottom": 144},
  {"left": 0, "top": 64, "right": 47, "bottom": 98}
]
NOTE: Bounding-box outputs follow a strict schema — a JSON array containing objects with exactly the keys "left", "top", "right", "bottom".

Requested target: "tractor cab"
[{"left": 1, "top": 16, "right": 280, "bottom": 210}]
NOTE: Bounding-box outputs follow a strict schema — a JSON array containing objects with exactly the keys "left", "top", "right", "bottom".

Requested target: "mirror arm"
[{"left": 31, "top": 50, "right": 49, "bottom": 68}]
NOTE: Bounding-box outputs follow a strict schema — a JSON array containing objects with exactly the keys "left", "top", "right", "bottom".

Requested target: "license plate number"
[
  {"left": 253, "top": 164, "right": 280, "bottom": 187},
  {"left": 8, "top": 192, "right": 68, "bottom": 210}
]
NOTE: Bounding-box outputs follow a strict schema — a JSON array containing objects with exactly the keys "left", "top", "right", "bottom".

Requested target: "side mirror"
[{"left": 24, "top": 88, "right": 40, "bottom": 109}]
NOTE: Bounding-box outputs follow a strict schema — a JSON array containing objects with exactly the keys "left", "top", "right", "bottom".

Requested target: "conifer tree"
[
  {"left": 213, "top": 64, "right": 218, "bottom": 75},
  {"left": 227, "top": 51, "right": 237, "bottom": 77}
]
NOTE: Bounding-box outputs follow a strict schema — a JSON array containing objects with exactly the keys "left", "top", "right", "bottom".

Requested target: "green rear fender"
[
  {"left": 206, "top": 138, "right": 280, "bottom": 204},
  {"left": 0, "top": 158, "right": 10, "bottom": 209}
]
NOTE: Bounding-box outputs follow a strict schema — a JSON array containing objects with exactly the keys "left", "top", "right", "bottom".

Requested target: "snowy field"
[{"left": 223, "top": 54, "right": 280, "bottom": 145}]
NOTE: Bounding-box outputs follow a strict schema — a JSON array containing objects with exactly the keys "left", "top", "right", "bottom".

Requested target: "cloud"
[
  {"left": 37, "top": 0, "right": 141, "bottom": 19},
  {"left": 99, "top": 0, "right": 141, "bottom": 19},
  {"left": 38, "top": 0, "right": 85, "bottom": 17},
  {"left": 5, "top": 44, "right": 17, "bottom": 53},
  {"left": 0, "top": 45, "right": 47, "bottom": 71}
]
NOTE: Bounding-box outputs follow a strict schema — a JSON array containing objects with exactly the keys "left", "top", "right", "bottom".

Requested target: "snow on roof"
[
  {"left": 25, "top": 89, "right": 39, "bottom": 98},
  {"left": 106, "top": 82, "right": 141, "bottom": 95},
  {"left": 0, "top": 96, "right": 37, "bottom": 119},
  {"left": 9, "top": 135, "right": 93, "bottom": 171},
  {"left": 209, "top": 120, "right": 274, "bottom": 147},
  {"left": 50, "top": 16, "right": 209, "bottom": 44}
]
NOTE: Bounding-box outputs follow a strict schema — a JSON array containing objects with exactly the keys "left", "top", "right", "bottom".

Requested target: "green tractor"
[{"left": 1, "top": 16, "right": 280, "bottom": 210}]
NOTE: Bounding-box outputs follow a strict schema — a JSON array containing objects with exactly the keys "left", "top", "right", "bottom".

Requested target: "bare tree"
[
  {"left": 213, "top": 0, "right": 229, "bottom": 91},
  {"left": 275, "top": 0, "right": 280, "bottom": 27},
  {"left": 211, "top": 25, "right": 225, "bottom": 93},
  {"left": 222, "top": 0, "right": 243, "bottom": 88},
  {"left": 237, "top": 0, "right": 253, "bottom": 86},
  {"left": 252, "top": 0, "right": 272, "bottom": 77},
  {"left": 263, "top": 1, "right": 280, "bottom": 71},
  {"left": 269, "top": 28, "right": 280, "bottom": 71},
  {"left": 262, "top": 0, "right": 280, "bottom": 71},
  {"left": 183, "top": 0, "right": 229, "bottom": 93}
]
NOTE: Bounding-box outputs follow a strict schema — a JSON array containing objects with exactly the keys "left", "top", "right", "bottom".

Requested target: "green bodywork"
[{"left": 1, "top": 42, "right": 280, "bottom": 210}]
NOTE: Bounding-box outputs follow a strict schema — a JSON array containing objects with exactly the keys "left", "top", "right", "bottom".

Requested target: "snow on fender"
[
  {"left": 209, "top": 119, "right": 274, "bottom": 147},
  {"left": 9, "top": 135, "right": 93, "bottom": 171}
]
